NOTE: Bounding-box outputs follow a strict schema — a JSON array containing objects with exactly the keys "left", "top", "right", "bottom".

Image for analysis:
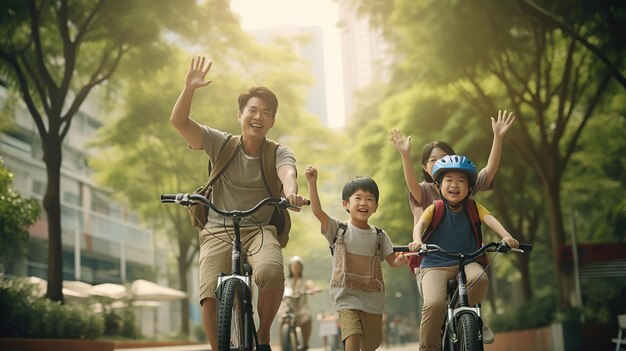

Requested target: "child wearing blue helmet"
[{"left": 407, "top": 155, "right": 519, "bottom": 351}]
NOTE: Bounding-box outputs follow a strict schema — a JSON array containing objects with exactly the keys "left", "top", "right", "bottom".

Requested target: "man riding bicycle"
[{"left": 169, "top": 55, "right": 309, "bottom": 351}]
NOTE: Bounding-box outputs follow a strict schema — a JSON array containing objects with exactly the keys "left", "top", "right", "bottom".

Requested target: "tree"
[
  {"left": 0, "top": 158, "right": 40, "bottom": 271},
  {"left": 519, "top": 0, "right": 626, "bottom": 90},
  {"left": 355, "top": 0, "right": 626, "bottom": 309},
  {"left": 0, "top": 0, "right": 206, "bottom": 302}
]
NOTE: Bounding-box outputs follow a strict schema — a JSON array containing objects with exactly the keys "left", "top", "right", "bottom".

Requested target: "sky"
[{"left": 230, "top": 0, "right": 345, "bottom": 128}]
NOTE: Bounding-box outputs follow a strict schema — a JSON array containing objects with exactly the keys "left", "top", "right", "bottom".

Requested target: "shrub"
[
  {"left": 101, "top": 305, "right": 138, "bottom": 338},
  {"left": 0, "top": 278, "right": 104, "bottom": 339}
]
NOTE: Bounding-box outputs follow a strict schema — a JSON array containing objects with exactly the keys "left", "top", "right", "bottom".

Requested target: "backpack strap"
[
  {"left": 208, "top": 135, "right": 240, "bottom": 185},
  {"left": 330, "top": 222, "right": 348, "bottom": 256},
  {"left": 259, "top": 138, "right": 282, "bottom": 197},
  {"left": 197, "top": 135, "right": 240, "bottom": 194},
  {"left": 422, "top": 200, "right": 446, "bottom": 243},
  {"left": 464, "top": 199, "right": 483, "bottom": 244},
  {"left": 407, "top": 200, "right": 444, "bottom": 271},
  {"left": 203, "top": 135, "right": 279, "bottom": 196},
  {"left": 330, "top": 224, "right": 383, "bottom": 256},
  {"left": 424, "top": 199, "right": 482, "bottom": 244},
  {"left": 375, "top": 226, "right": 384, "bottom": 258}
]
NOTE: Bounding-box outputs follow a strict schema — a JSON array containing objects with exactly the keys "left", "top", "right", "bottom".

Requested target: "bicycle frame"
[
  {"left": 442, "top": 253, "right": 484, "bottom": 351},
  {"left": 162, "top": 193, "right": 297, "bottom": 351},
  {"left": 280, "top": 288, "right": 304, "bottom": 351},
  {"left": 394, "top": 241, "right": 531, "bottom": 351},
  {"left": 215, "top": 212, "right": 257, "bottom": 351},
  {"left": 216, "top": 212, "right": 252, "bottom": 286}
]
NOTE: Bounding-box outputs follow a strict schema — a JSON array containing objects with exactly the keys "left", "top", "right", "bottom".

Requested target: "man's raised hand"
[{"left": 186, "top": 56, "right": 213, "bottom": 90}]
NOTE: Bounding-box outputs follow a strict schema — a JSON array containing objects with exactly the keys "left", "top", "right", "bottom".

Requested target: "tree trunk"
[
  {"left": 43, "top": 138, "right": 64, "bottom": 303},
  {"left": 518, "top": 254, "right": 533, "bottom": 301},
  {"left": 545, "top": 179, "right": 572, "bottom": 309},
  {"left": 178, "top": 252, "right": 191, "bottom": 336},
  {"left": 487, "top": 264, "right": 498, "bottom": 312}
]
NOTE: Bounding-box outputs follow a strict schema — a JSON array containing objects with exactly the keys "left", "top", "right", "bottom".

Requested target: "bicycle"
[
  {"left": 161, "top": 193, "right": 299, "bottom": 351},
  {"left": 280, "top": 286, "right": 321, "bottom": 351},
  {"left": 394, "top": 241, "right": 532, "bottom": 351}
]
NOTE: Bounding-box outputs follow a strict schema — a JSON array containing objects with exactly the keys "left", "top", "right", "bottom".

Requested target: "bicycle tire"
[
  {"left": 280, "top": 322, "right": 298, "bottom": 351},
  {"left": 456, "top": 313, "right": 483, "bottom": 351},
  {"left": 217, "top": 278, "right": 252, "bottom": 351},
  {"left": 442, "top": 320, "right": 454, "bottom": 351}
]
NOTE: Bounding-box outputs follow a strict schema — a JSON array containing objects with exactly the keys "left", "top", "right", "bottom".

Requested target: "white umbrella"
[
  {"left": 130, "top": 279, "right": 187, "bottom": 301},
  {"left": 92, "top": 283, "right": 128, "bottom": 299},
  {"left": 63, "top": 280, "right": 96, "bottom": 295},
  {"left": 111, "top": 300, "right": 161, "bottom": 309},
  {"left": 26, "top": 276, "right": 89, "bottom": 299},
  {"left": 26, "top": 276, "right": 47, "bottom": 296}
]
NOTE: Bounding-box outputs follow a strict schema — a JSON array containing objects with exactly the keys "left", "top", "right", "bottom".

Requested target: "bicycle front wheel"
[
  {"left": 456, "top": 313, "right": 483, "bottom": 351},
  {"left": 217, "top": 278, "right": 252, "bottom": 351},
  {"left": 280, "top": 322, "right": 298, "bottom": 351}
]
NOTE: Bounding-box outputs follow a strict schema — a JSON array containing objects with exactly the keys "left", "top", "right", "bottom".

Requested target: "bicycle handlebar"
[
  {"left": 283, "top": 288, "right": 322, "bottom": 300},
  {"left": 161, "top": 193, "right": 300, "bottom": 217},
  {"left": 393, "top": 242, "right": 533, "bottom": 257}
]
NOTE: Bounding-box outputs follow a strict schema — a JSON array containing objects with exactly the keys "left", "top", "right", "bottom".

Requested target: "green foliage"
[
  {"left": 0, "top": 0, "right": 238, "bottom": 303},
  {"left": 0, "top": 158, "right": 40, "bottom": 267},
  {"left": 103, "top": 307, "right": 138, "bottom": 338},
  {"left": 562, "top": 111, "right": 626, "bottom": 242},
  {"left": 352, "top": 0, "right": 626, "bottom": 311},
  {"left": 0, "top": 278, "right": 104, "bottom": 339},
  {"left": 193, "top": 323, "right": 207, "bottom": 342},
  {"left": 489, "top": 294, "right": 555, "bottom": 332}
]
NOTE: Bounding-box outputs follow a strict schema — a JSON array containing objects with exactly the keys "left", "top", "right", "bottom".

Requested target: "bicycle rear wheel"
[
  {"left": 217, "top": 278, "right": 253, "bottom": 351},
  {"left": 280, "top": 323, "right": 298, "bottom": 351},
  {"left": 456, "top": 313, "right": 483, "bottom": 351}
]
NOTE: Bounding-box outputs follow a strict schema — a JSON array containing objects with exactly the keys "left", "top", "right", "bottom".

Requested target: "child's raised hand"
[
  {"left": 390, "top": 128, "right": 411, "bottom": 154},
  {"left": 185, "top": 56, "right": 213, "bottom": 90},
  {"left": 304, "top": 165, "right": 318, "bottom": 182},
  {"left": 491, "top": 109, "right": 515, "bottom": 138}
]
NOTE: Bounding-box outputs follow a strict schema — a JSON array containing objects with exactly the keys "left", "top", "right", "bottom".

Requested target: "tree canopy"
[{"left": 351, "top": 0, "right": 626, "bottom": 311}]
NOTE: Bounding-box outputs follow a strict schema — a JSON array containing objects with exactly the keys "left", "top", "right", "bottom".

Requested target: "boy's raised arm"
[
  {"left": 483, "top": 109, "right": 515, "bottom": 185},
  {"left": 304, "top": 165, "right": 329, "bottom": 233}
]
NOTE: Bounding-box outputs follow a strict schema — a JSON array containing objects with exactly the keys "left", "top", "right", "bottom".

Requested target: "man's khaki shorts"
[{"left": 198, "top": 225, "right": 284, "bottom": 303}]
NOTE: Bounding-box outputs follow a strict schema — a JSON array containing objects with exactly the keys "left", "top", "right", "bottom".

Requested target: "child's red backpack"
[{"left": 408, "top": 199, "right": 489, "bottom": 271}]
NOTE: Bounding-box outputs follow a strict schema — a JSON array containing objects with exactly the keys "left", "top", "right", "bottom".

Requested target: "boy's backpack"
[
  {"left": 329, "top": 223, "right": 383, "bottom": 256},
  {"left": 408, "top": 199, "right": 488, "bottom": 271},
  {"left": 188, "top": 135, "right": 292, "bottom": 248}
]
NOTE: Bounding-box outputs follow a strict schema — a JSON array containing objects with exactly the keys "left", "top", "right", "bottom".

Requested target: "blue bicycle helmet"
[{"left": 432, "top": 155, "right": 478, "bottom": 189}]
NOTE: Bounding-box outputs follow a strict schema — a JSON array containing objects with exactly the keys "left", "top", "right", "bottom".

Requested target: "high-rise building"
[
  {"left": 0, "top": 87, "right": 155, "bottom": 285},
  {"left": 249, "top": 25, "right": 329, "bottom": 126},
  {"left": 337, "top": 0, "right": 392, "bottom": 122}
]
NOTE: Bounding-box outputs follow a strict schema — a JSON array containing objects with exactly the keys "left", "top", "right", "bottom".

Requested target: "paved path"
[
  {"left": 308, "top": 342, "right": 419, "bottom": 351},
  {"left": 115, "top": 342, "right": 419, "bottom": 351},
  {"left": 115, "top": 345, "right": 211, "bottom": 351}
]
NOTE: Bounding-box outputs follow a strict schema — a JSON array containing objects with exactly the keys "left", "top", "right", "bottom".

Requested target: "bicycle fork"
[
  {"left": 443, "top": 259, "right": 485, "bottom": 350},
  {"left": 216, "top": 265, "right": 258, "bottom": 349}
]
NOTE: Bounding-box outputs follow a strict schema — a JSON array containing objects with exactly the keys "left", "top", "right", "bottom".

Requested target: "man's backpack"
[
  {"left": 408, "top": 199, "right": 488, "bottom": 271},
  {"left": 188, "top": 135, "right": 292, "bottom": 248}
]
